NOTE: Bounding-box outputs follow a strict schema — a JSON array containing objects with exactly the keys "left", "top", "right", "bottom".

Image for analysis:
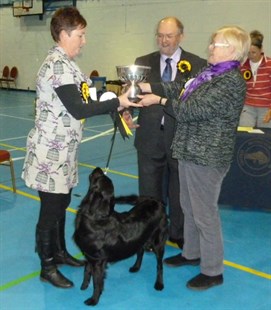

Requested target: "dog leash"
[
  {"left": 104, "top": 124, "right": 117, "bottom": 175},
  {"left": 104, "top": 113, "right": 137, "bottom": 174}
]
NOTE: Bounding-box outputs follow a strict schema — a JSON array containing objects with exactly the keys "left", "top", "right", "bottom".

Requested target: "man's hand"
[
  {"left": 137, "top": 94, "right": 161, "bottom": 106},
  {"left": 263, "top": 109, "right": 271, "bottom": 123}
]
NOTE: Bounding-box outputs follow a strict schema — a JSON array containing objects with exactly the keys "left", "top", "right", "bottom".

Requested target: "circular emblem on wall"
[{"left": 237, "top": 136, "right": 271, "bottom": 177}]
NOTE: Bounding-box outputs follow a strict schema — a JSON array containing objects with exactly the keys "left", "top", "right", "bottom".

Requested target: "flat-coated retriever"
[{"left": 73, "top": 167, "right": 168, "bottom": 306}]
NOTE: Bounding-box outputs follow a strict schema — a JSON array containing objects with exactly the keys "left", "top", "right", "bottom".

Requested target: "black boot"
[
  {"left": 53, "top": 217, "right": 85, "bottom": 267},
  {"left": 36, "top": 226, "right": 74, "bottom": 288}
]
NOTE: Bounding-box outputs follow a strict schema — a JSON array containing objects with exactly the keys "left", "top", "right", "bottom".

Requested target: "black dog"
[{"left": 73, "top": 167, "right": 168, "bottom": 306}]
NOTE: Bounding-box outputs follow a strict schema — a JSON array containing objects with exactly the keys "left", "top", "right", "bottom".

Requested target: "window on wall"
[{"left": 0, "top": 0, "right": 14, "bottom": 7}]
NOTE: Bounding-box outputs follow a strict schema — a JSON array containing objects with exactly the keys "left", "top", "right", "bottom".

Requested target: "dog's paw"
[
  {"left": 154, "top": 281, "right": 164, "bottom": 291},
  {"left": 84, "top": 297, "right": 98, "bottom": 306},
  {"left": 129, "top": 266, "right": 140, "bottom": 273},
  {"left": 80, "top": 283, "right": 89, "bottom": 290}
]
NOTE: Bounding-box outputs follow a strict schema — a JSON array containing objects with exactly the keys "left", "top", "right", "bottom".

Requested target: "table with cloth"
[{"left": 219, "top": 128, "right": 271, "bottom": 209}]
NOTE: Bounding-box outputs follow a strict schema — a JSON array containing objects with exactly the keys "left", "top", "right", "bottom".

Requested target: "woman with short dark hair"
[{"left": 22, "top": 7, "right": 139, "bottom": 289}]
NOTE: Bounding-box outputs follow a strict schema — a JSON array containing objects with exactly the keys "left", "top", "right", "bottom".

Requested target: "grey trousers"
[{"left": 178, "top": 160, "right": 229, "bottom": 276}]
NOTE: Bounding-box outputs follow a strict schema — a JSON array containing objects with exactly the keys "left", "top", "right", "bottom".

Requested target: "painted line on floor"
[
  {"left": 224, "top": 260, "right": 271, "bottom": 280},
  {"left": 166, "top": 241, "right": 271, "bottom": 280},
  {"left": 0, "top": 185, "right": 94, "bottom": 216},
  {"left": 1, "top": 173, "right": 270, "bottom": 292},
  {"left": 0, "top": 142, "right": 26, "bottom": 151},
  {"left": 0, "top": 271, "right": 40, "bottom": 291},
  {"left": 81, "top": 116, "right": 137, "bottom": 144},
  {"left": 0, "top": 184, "right": 39, "bottom": 199},
  {"left": 81, "top": 127, "right": 115, "bottom": 143},
  {"left": 78, "top": 163, "right": 139, "bottom": 179},
  {"left": 0, "top": 245, "right": 270, "bottom": 293},
  {"left": 0, "top": 252, "right": 84, "bottom": 292}
]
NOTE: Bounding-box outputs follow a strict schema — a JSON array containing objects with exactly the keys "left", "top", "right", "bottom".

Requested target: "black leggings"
[{"left": 37, "top": 190, "right": 72, "bottom": 230}]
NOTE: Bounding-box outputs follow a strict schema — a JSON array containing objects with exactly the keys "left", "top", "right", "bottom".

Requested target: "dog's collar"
[
  {"left": 84, "top": 252, "right": 107, "bottom": 262},
  {"left": 81, "top": 212, "right": 110, "bottom": 221}
]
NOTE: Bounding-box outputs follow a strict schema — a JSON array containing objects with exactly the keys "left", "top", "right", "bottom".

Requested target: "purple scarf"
[{"left": 181, "top": 60, "right": 240, "bottom": 101}]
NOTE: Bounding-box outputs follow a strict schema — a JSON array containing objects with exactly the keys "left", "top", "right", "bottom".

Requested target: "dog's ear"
[
  {"left": 89, "top": 167, "right": 104, "bottom": 184},
  {"left": 88, "top": 191, "right": 111, "bottom": 219}
]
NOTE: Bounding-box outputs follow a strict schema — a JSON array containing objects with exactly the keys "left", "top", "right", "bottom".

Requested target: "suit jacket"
[{"left": 134, "top": 48, "right": 206, "bottom": 156}]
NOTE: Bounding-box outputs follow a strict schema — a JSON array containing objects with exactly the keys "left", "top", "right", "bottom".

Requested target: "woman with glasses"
[
  {"left": 137, "top": 26, "right": 250, "bottom": 291},
  {"left": 239, "top": 30, "right": 271, "bottom": 128}
]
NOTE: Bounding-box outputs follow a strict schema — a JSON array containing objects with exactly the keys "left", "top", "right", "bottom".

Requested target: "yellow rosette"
[
  {"left": 177, "top": 60, "right": 192, "bottom": 73},
  {"left": 81, "top": 82, "right": 90, "bottom": 103},
  {"left": 243, "top": 70, "right": 252, "bottom": 81},
  {"left": 80, "top": 82, "right": 90, "bottom": 124}
]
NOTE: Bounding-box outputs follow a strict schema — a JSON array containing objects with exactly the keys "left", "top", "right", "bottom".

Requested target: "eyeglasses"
[
  {"left": 209, "top": 42, "right": 230, "bottom": 48},
  {"left": 156, "top": 33, "right": 180, "bottom": 40}
]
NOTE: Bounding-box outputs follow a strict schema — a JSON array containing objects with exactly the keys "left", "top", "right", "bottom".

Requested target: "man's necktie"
[
  {"left": 160, "top": 58, "right": 172, "bottom": 129},
  {"left": 162, "top": 58, "right": 172, "bottom": 82}
]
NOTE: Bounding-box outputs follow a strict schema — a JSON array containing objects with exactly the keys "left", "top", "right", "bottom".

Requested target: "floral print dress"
[{"left": 22, "top": 46, "right": 91, "bottom": 193}]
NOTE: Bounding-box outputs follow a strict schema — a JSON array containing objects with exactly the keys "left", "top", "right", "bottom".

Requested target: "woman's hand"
[
  {"left": 122, "top": 110, "right": 139, "bottom": 129},
  {"left": 263, "top": 109, "right": 271, "bottom": 123},
  {"left": 118, "top": 87, "right": 143, "bottom": 108},
  {"left": 137, "top": 94, "right": 161, "bottom": 106}
]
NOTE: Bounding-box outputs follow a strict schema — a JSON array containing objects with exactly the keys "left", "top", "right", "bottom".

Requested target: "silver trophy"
[{"left": 116, "top": 65, "right": 151, "bottom": 102}]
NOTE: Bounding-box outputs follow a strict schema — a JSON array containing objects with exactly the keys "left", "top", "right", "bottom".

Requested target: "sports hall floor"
[{"left": 0, "top": 89, "right": 270, "bottom": 310}]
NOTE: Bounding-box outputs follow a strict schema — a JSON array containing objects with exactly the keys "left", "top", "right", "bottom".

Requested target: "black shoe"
[
  {"left": 54, "top": 251, "right": 85, "bottom": 267},
  {"left": 186, "top": 273, "right": 223, "bottom": 291},
  {"left": 163, "top": 253, "right": 200, "bottom": 267},
  {"left": 168, "top": 237, "right": 184, "bottom": 249},
  {"left": 40, "top": 267, "right": 74, "bottom": 288}
]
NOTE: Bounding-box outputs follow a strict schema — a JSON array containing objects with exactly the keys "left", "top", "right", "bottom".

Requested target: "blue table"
[{"left": 219, "top": 128, "right": 271, "bottom": 209}]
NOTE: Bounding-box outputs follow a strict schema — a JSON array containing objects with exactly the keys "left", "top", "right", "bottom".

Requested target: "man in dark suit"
[{"left": 134, "top": 17, "right": 206, "bottom": 261}]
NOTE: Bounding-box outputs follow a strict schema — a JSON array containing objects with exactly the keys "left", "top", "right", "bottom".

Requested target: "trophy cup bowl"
[{"left": 116, "top": 65, "right": 151, "bottom": 102}]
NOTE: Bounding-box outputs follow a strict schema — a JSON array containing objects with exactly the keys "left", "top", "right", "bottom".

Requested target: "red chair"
[
  {"left": 0, "top": 150, "right": 16, "bottom": 193},
  {"left": 90, "top": 70, "right": 99, "bottom": 78},
  {"left": 0, "top": 66, "right": 10, "bottom": 88},
  {"left": 8, "top": 66, "right": 18, "bottom": 88}
]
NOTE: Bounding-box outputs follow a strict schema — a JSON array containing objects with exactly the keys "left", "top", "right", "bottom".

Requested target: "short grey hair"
[{"left": 211, "top": 26, "right": 251, "bottom": 64}]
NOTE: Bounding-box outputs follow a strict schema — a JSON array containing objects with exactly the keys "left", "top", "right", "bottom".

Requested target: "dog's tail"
[{"left": 114, "top": 194, "right": 138, "bottom": 206}]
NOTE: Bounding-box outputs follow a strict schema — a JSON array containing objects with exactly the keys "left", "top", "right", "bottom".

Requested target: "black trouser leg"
[
  {"left": 35, "top": 226, "right": 73, "bottom": 288},
  {"left": 37, "top": 190, "right": 84, "bottom": 267},
  {"left": 53, "top": 216, "right": 85, "bottom": 267}
]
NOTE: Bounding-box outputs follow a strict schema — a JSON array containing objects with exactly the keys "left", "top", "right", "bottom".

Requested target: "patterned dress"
[{"left": 22, "top": 46, "right": 91, "bottom": 193}]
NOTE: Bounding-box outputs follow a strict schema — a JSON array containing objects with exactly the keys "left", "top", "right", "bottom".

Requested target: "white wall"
[{"left": 0, "top": 0, "right": 270, "bottom": 90}]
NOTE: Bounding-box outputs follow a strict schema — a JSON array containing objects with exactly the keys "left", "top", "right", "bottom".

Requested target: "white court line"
[
  {"left": 81, "top": 116, "right": 138, "bottom": 144},
  {"left": 1, "top": 116, "right": 138, "bottom": 160},
  {"left": 0, "top": 113, "right": 33, "bottom": 121},
  {"left": 0, "top": 136, "right": 28, "bottom": 142},
  {"left": 11, "top": 156, "right": 25, "bottom": 161},
  {"left": 81, "top": 127, "right": 115, "bottom": 143}
]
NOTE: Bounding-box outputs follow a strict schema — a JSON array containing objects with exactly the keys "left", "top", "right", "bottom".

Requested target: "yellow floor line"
[
  {"left": 0, "top": 142, "right": 26, "bottom": 151},
  {"left": 223, "top": 260, "right": 271, "bottom": 280},
  {"left": 1, "top": 182, "right": 270, "bottom": 281},
  {"left": 78, "top": 163, "right": 139, "bottom": 179},
  {"left": 166, "top": 241, "right": 271, "bottom": 280},
  {"left": 0, "top": 184, "right": 40, "bottom": 200}
]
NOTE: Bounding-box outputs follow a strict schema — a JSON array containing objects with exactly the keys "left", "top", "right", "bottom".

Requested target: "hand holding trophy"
[{"left": 116, "top": 65, "right": 151, "bottom": 102}]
